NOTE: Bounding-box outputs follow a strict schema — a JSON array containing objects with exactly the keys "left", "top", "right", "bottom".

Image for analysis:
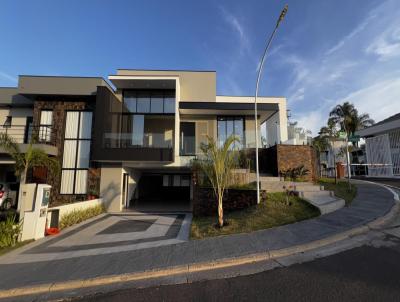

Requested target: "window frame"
[
  {"left": 217, "top": 116, "right": 245, "bottom": 149},
  {"left": 60, "top": 110, "right": 93, "bottom": 195},
  {"left": 39, "top": 110, "right": 53, "bottom": 142},
  {"left": 122, "top": 90, "right": 175, "bottom": 115}
]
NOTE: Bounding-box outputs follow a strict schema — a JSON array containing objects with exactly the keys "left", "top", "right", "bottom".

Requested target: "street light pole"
[{"left": 255, "top": 4, "right": 288, "bottom": 204}]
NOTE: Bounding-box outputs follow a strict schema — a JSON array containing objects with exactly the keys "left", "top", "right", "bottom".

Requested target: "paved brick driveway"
[{"left": 0, "top": 212, "right": 192, "bottom": 264}]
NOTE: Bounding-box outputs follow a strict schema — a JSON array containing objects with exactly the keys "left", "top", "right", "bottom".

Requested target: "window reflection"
[{"left": 217, "top": 117, "right": 244, "bottom": 149}]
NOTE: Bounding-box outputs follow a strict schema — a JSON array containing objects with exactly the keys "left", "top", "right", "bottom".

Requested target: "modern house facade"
[
  {"left": 356, "top": 112, "right": 400, "bottom": 177},
  {"left": 0, "top": 69, "right": 288, "bottom": 212}
]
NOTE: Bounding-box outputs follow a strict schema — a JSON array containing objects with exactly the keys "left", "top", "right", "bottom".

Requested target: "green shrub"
[
  {"left": 228, "top": 182, "right": 257, "bottom": 190},
  {"left": 0, "top": 214, "right": 22, "bottom": 248},
  {"left": 59, "top": 204, "right": 105, "bottom": 230}
]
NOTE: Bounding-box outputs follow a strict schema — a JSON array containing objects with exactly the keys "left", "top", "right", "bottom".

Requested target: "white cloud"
[
  {"left": 0, "top": 71, "right": 17, "bottom": 84},
  {"left": 341, "top": 77, "right": 400, "bottom": 123},
  {"left": 366, "top": 27, "right": 400, "bottom": 61},
  {"left": 279, "top": 0, "right": 400, "bottom": 135},
  {"left": 295, "top": 112, "right": 323, "bottom": 135},
  {"left": 219, "top": 6, "right": 250, "bottom": 54},
  {"left": 325, "top": 13, "right": 375, "bottom": 56}
]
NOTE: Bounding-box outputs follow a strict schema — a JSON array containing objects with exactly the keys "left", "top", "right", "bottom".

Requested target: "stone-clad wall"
[
  {"left": 192, "top": 187, "right": 261, "bottom": 217},
  {"left": 33, "top": 98, "right": 100, "bottom": 207},
  {"left": 276, "top": 144, "right": 317, "bottom": 181}
]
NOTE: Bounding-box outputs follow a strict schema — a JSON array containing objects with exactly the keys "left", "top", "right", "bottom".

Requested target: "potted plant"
[{"left": 87, "top": 187, "right": 99, "bottom": 200}]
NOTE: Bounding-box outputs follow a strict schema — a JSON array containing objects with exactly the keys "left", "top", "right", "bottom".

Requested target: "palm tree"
[
  {"left": 194, "top": 135, "right": 239, "bottom": 228},
  {"left": 350, "top": 112, "right": 374, "bottom": 135},
  {"left": 0, "top": 133, "right": 60, "bottom": 188},
  {"left": 329, "top": 102, "right": 374, "bottom": 139}
]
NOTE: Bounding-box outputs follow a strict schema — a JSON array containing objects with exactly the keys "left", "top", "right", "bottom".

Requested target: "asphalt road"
[{"left": 71, "top": 233, "right": 400, "bottom": 302}]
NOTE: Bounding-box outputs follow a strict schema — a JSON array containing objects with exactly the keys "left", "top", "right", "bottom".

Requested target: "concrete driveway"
[{"left": 0, "top": 212, "right": 192, "bottom": 264}]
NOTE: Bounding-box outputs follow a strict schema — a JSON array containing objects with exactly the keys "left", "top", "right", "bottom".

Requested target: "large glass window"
[
  {"left": 60, "top": 111, "right": 92, "bottom": 194},
  {"left": 123, "top": 91, "right": 137, "bottom": 113},
  {"left": 122, "top": 90, "right": 175, "bottom": 114},
  {"left": 137, "top": 93, "right": 151, "bottom": 113},
  {"left": 131, "top": 115, "right": 144, "bottom": 146},
  {"left": 217, "top": 117, "right": 244, "bottom": 149}
]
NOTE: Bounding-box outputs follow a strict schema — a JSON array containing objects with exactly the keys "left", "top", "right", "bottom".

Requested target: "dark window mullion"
[{"left": 72, "top": 111, "right": 81, "bottom": 194}]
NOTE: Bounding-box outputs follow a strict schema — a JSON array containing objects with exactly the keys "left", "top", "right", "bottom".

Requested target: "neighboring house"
[
  {"left": 318, "top": 139, "right": 347, "bottom": 178},
  {"left": 356, "top": 113, "right": 400, "bottom": 177},
  {"left": 0, "top": 69, "right": 288, "bottom": 212},
  {"left": 285, "top": 123, "right": 312, "bottom": 146}
]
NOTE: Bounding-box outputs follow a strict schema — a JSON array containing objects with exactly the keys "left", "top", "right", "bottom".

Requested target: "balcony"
[
  {"left": 0, "top": 125, "right": 58, "bottom": 156},
  {"left": 99, "top": 132, "right": 173, "bottom": 162},
  {"left": 179, "top": 130, "right": 260, "bottom": 157}
]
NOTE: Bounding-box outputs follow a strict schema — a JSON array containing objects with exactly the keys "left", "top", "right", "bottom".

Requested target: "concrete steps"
[
  {"left": 248, "top": 173, "right": 345, "bottom": 214},
  {"left": 297, "top": 190, "right": 345, "bottom": 214},
  {"left": 300, "top": 194, "right": 345, "bottom": 215}
]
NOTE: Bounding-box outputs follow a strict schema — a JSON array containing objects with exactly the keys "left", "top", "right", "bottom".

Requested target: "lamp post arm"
[{"left": 254, "top": 4, "right": 288, "bottom": 204}]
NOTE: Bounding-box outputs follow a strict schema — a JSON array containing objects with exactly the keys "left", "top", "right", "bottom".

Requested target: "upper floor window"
[
  {"left": 123, "top": 90, "right": 175, "bottom": 114},
  {"left": 39, "top": 110, "right": 53, "bottom": 142}
]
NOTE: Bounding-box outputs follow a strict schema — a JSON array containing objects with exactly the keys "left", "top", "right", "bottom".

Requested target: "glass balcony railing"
[
  {"left": 179, "top": 130, "right": 261, "bottom": 156},
  {"left": 0, "top": 125, "right": 56, "bottom": 146},
  {"left": 103, "top": 132, "right": 174, "bottom": 149}
]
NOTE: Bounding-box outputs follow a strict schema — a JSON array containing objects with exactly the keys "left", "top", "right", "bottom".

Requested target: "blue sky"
[{"left": 1, "top": 0, "right": 400, "bottom": 134}]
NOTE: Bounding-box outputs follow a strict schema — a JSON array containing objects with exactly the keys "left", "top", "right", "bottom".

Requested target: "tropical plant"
[
  {"left": 329, "top": 102, "right": 374, "bottom": 144},
  {"left": 59, "top": 204, "right": 105, "bottom": 229},
  {"left": 0, "top": 214, "right": 22, "bottom": 247},
  {"left": 193, "top": 135, "right": 239, "bottom": 228},
  {"left": 0, "top": 133, "right": 60, "bottom": 186},
  {"left": 280, "top": 165, "right": 309, "bottom": 182}
]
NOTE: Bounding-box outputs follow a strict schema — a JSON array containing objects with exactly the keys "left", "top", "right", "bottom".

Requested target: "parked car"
[{"left": 0, "top": 183, "right": 17, "bottom": 210}]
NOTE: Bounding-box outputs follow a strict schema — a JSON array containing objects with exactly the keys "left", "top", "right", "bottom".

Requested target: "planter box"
[{"left": 193, "top": 187, "right": 263, "bottom": 217}]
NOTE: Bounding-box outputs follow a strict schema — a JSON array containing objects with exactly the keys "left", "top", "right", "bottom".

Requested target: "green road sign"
[
  {"left": 338, "top": 131, "right": 347, "bottom": 139},
  {"left": 349, "top": 134, "right": 360, "bottom": 143}
]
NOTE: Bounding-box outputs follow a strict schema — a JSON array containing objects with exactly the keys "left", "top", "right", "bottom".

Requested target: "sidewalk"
[{"left": 0, "top": 180, "right": 397, "bottom": 298}]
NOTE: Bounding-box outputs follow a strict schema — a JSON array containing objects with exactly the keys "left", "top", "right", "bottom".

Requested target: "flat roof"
[
  {"left": 0, "top": 87, "right": 32, "bottom": 107},
  {"left": 356, "top": 112, "right": 400, "bottom": 137},
  {"left": 18, "top": 75, "right": 113, "bottom": 97},
  {"left": 117, "top": 68, "right": 216, "bottom": 73}
]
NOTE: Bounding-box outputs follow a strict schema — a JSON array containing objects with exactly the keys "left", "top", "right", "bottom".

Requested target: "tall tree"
[
  {"left": 329, "top": 102, "right": 374, "bottom": 137},
  {"left": 194, "top": 135, "right": 239, "bottom": 228}
]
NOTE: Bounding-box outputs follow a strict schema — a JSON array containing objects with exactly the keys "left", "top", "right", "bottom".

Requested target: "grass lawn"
[
  {"left": 318, "top": 177, "right": 357, "bottom": 205},
  {"left": 190, "top": 192, "right": 320, "bottom": 239},
  {"left": 0, "top": 240, "right": 34, "bottom": 257}
]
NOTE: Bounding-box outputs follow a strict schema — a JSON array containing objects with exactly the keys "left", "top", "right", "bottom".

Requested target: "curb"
[{"left": 0, "top": 183, "right": 398, "bottom": 299}]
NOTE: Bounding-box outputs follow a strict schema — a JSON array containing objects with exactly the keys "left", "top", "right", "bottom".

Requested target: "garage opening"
[{"left": 131, "top": 173, "right": 191, "bottom": 212}]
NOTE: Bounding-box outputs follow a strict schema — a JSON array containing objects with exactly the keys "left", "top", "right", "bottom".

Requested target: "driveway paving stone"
[{"left": 0, "top": 180, "right": 396, "bottom": 291}]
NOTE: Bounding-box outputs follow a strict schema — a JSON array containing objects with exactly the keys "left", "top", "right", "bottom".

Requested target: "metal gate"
[
  {"left": 389, "top": 130, "right": 400, "bottom": 176},
  {"left": 366, "top": 134, "right": 393, "bottom": 177}
]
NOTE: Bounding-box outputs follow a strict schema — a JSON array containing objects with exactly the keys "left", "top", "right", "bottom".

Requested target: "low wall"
[
  {"left": 193, "top": 187, "right": 261, "bottom": 217},
  {"left": 276, "top": 145, "right": 317, "bottom": 182},
  {"left": 258, "top": 145, "right": 318, "bottom": 181},
  {"left": 48, "top": 198, "right": 103, "bottom": 220}
]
